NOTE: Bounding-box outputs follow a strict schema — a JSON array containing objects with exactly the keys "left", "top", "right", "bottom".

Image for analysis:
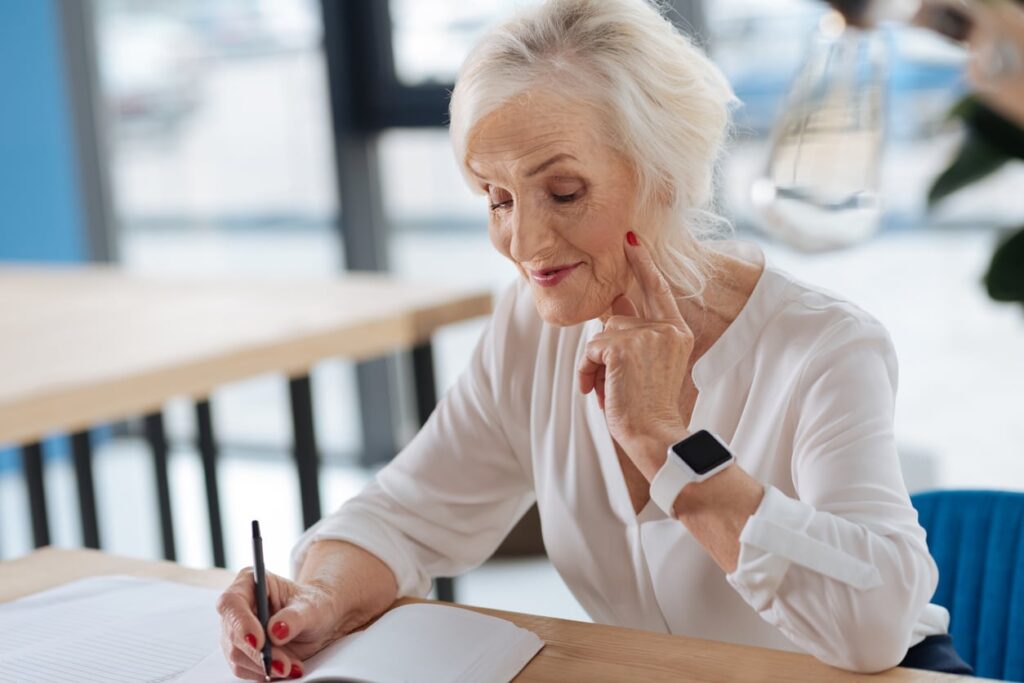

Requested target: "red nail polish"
[
  {"left": 271, "top": 621, "right": 290, "bottom": 641},
  {"left": 272, "top": 660, "right": 285, "bottom": 675},
  {"left": 244, "top": 633, "right": 257, "bottom": 649},
  {"left": 626, "top": 231, "right": 638, "bottom": 246},
  {"left": 290, "top": 664, "right": 303, "bottom": 679}
]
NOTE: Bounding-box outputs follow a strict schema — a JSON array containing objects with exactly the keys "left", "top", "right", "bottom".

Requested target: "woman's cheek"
[
  {"left": 488, "top": 218, "right": 512, "bottom": 260},
  {"left": 584, "top": 216, "right": 632, "bottom": 289}
]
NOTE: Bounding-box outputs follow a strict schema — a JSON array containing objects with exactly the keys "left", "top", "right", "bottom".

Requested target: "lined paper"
[{"left": 0, "top": 576, "right": 220, "bottom": 683}]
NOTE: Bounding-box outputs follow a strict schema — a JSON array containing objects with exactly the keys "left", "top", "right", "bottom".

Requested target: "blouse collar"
[
  {"left": 581, "top": 239, "right": 791, "bottom": 393},
  {"left": 690, "top": 239, "right": 792, "bottom": 392}
]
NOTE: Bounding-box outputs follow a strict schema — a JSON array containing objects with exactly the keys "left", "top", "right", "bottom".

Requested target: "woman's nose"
[{"left": 508, "top": 202, "right": 556, "bottom": 263}]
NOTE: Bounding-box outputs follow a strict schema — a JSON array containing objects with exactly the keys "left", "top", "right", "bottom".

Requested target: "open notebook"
[
  {"left": 182, "top": 602, "right": 544, "bottom": 683},
  {"left": 0, "top": 575, "right": 543, "bottom": 683},
  {"left": 0, "top": 575, "right": 222, "bottom": 682}
]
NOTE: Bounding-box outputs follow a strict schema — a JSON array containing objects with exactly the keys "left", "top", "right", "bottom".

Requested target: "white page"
[
  {"left": 0, "top": 575, "right": 220, "bottom": 683},
  {"left": 180, "top": 603, "right": 544, "bottom": 683}
]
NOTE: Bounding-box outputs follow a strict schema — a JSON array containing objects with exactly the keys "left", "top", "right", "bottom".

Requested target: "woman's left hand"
[{"left": 577, "top": 232, "right": 695, "bottom": 480}]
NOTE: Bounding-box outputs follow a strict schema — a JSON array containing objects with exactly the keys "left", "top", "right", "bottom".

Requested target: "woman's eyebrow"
[
  {"left": 468, "top": 152, "right": 579, "bottom": 182},
  {"left": 525, "top": 153, "right": 578, "bottom": 177}
]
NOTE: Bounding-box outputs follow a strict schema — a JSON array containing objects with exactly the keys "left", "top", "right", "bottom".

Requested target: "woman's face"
[{"left": 466, "top": 90, "right": 646, "bottom": 326}]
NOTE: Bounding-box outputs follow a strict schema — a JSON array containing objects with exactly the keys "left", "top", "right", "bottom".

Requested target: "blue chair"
[{"left": 912, "top": 490, "right": 1024, "bottom": 681}]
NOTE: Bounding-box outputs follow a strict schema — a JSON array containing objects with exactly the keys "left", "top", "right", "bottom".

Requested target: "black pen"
[{"left": 252, "top": 520, "right": 272, "bottom": 681}]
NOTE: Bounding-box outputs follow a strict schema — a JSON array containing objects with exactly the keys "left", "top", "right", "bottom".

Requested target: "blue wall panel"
[
  {"left": 0, "top": 1, "right": 89, "bottom": 472},
  {"left": 0, "top": 0, "right": 86, "bottom": 262}
]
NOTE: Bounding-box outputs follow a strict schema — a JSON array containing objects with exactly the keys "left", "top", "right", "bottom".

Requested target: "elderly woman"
[{"left": 216, "top": 0, "right": 969, "bottom": 679}]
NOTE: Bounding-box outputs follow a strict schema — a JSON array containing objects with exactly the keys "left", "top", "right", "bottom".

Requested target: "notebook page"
[
  {"left": 458, "top": 614, "right": 544, "bottom": 683},
  {"left": 0, "top": 575, "right": 220, "bottom": 683},
  {"left": 179, "top": 603, "right": 544, "bottom": 683},
  {"left": 304, "top": 603, "right": 524, "bottom": 682}
]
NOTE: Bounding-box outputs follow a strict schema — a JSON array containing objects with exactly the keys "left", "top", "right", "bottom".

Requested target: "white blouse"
[{"left": 292, "top": 239, "right": 949, "bottom": 673}]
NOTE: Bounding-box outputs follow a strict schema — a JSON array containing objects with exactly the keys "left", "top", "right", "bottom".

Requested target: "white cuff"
[{"left": 727, "top": 486, "right": 883, "bottom": 608}]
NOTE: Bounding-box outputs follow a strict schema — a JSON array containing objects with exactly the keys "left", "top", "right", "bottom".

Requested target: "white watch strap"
[{"left": 649, "top": 453, "right": 696, "bottom": 516}]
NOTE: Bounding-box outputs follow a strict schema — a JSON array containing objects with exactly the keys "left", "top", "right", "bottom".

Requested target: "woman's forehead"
[{"left": 466, "top": 92, "right": 607, "bottom": 175}]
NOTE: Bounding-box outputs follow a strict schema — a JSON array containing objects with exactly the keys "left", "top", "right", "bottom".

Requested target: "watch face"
[{"left": 671, "top": 429, "right": 731, "bottom": 474}]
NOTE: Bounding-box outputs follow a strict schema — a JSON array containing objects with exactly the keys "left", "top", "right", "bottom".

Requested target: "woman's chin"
[{"left": 530, "top": 288, "right": 606, "bottom": 327}]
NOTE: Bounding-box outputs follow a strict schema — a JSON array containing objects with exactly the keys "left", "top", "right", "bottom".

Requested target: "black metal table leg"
[
  {"left": 22, "top": 443, "right": 50, "bottom": 548},
  {"left": 196, "top": 400, "right": 226, "bottom": 568},
  {"left": 289, "top": 374, "right": 322, "bottom": 530},
  {"left": 143, "top": 412, "right": 176, "bottom": 561},
  {"left": 410, "top": 340, "right": 456, "bottom": 602},
  {"left": 435, "top": 577, "right": 455, "bottom": 602},
  {"left": 71, "top": 431, "right": 101, "bottom": 549},
  {"left": 411, "top": 342, "right": 439, "bottom": 426}
]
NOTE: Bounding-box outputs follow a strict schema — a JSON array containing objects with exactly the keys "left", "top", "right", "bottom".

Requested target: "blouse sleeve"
[
  {"left": 290, "top": 284, "right": 535, "bottom": 597},
  {"left": 725, "top": 318, "right": 939, "bottom": 673}
]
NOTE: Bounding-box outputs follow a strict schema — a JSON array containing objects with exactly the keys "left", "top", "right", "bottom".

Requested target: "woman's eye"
[
  {"left": 487, "top": 186, "right": 513, "bottom": 212},
  {"left": 552, "top": 192, "right": 578, "bottom": 204}
]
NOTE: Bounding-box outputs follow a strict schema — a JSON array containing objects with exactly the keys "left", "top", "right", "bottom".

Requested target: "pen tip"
[{"left": 252, "top": 520, "right": 260, "bottom": 537}]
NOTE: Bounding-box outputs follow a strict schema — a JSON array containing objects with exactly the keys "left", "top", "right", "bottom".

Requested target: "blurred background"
[{"left": 1, "top": 0, "right": 1022, "bottom": 622}]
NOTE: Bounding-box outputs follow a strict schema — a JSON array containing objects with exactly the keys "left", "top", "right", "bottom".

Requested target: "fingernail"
[
  {"left": 272, "top": 660, "right": 285, "bottom": 675},
  {"left": 289, "top": 664, "right": 303, "bottom": 679},
  {"left": 626, "top": 231, "right": 638, "bottom": 246},
  {"left": 244, "top": 633, "right": 257, "bottom": 649},
  {"left": 271, "top": 621, "right": 289, "bottom": 641}
]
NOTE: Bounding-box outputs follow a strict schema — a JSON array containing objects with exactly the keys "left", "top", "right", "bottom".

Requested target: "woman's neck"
[
  {"left": 678, "top": 249, "right": 764, "bottom": 361},
  {"left": 599, "top": 247, "right": 764, "bottom": 361}
]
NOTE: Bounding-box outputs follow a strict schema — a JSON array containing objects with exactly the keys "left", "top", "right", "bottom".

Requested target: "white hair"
[{"left": 449, "top": 0, "right": 737, "bottom": 303}]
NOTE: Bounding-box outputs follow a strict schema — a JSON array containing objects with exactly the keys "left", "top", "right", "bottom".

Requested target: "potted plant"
[{"left": 929, "top": 96, "right": 1024, "bottom": 309}]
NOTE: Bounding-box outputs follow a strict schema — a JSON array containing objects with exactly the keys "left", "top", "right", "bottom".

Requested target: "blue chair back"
[{"left": 912, "top": 490, "right": 1024, "bottom": 681}]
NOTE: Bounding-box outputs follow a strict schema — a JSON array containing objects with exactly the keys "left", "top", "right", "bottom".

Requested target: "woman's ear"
[
  {"left": 633, "top": 191, "right": 673, "bottom": 240},
  {"left": 652, "top": 177, "right": 675, "bottom": 208}
]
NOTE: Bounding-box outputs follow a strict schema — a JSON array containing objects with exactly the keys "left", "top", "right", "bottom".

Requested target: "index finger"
[
  {"left": 624, "top": 231, "right": 683, "bottom": 322},
  {"left": 216, "top": 569, "right": 267, "bottom": 667}
]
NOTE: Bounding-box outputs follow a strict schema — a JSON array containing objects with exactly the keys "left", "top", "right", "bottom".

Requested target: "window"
[
  {"left": 92, "top": 0, "right": 359, "bottom": 460},
  {"left": 94, "top": 0, "right": 341, "bottom": 273}
]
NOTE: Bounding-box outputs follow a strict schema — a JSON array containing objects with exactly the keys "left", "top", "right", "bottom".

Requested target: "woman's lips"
[{"left": 528, "top": 262, "right": 582, "bottom": 287}]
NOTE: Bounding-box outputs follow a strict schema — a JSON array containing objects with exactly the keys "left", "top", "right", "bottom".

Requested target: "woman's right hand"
[{"left": 216, "top": 567, "right": 346, "bottom": 680}]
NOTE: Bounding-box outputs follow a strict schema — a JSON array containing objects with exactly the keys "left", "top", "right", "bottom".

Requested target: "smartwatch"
[{"left": 649, "top": 429, "right": 734, "bottom": 516}]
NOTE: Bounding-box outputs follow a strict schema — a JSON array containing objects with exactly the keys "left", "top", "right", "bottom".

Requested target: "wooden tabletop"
[
  {"left": 0, "top": 548, "right": 975, "bottom": 683},
  {"left": 0, "top": 265, "right": 492, "bottom": 445}
]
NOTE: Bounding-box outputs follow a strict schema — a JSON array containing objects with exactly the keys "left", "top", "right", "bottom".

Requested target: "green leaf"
[
  {"left": 968, "top": 103, "right": 1024, "bottom": 161},
  {"left": 928, "top": 132, "right": 1009, "bottom": 207},
  {"left": 945, "top": 94, "right": 978, "bottom": 122},
  {"left": 984, "top": 226, "right": 1024, "bottom": 304}
]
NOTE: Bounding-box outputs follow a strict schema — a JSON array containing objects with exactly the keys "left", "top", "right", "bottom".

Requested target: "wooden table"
[
  {"left": 0, "top": 549, "right": 976, "bottom": 683},
  {"left": 0, "top": 265, "right": 491, "bottom": 578}
]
